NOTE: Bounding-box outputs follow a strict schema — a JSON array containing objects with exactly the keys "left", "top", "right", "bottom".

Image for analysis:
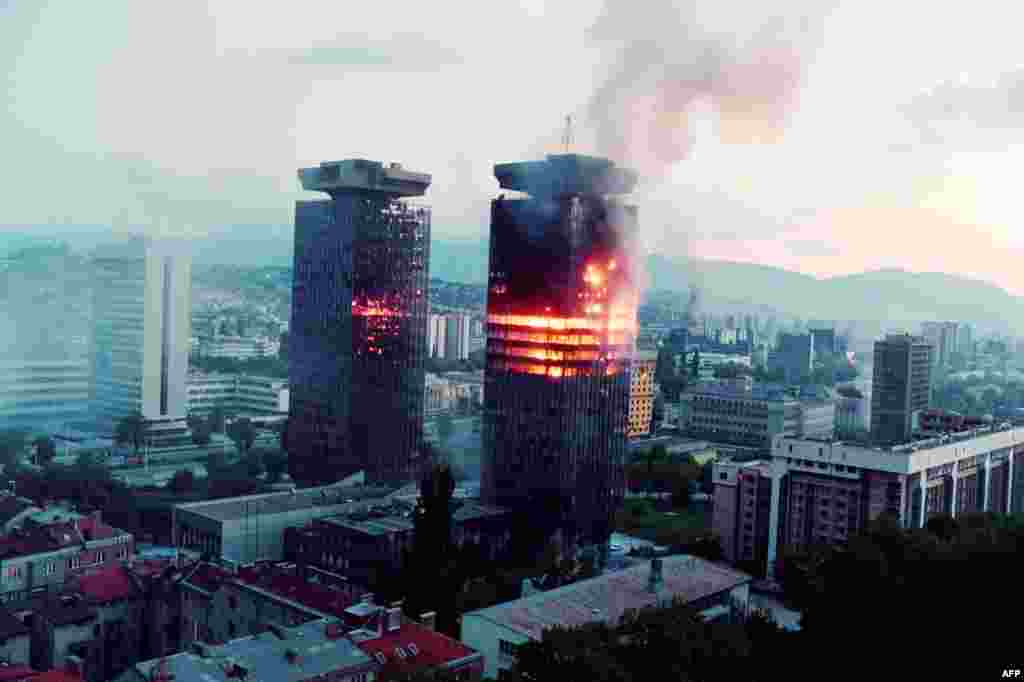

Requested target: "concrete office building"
[
  {"left": 679, "top": 382, "right": 834, "bottom": 452},
  {"left": 835, "top": 394, "right": 870, "bottom": 437},
  {"left": 870, "top": 334, "right": 932, "bottom": 445},
  {"left": 173, "top": 485, "right": 396, "bottom": 564},
  {"left": 753, "top": 425, "right": 1024, "bottom": 578},
  {"left": 187, "top": 373, "right": 288, "bottom": 418},
  {"left": 91, "top": 236, "right": 191, "bottom": 437},
  {"left": 628, "top": 351, "right": 657, "bottom": 438},
  {"left": 482, "top": 154, "right": 639, "bottom": 565},
  {"left": 0, "top": 245, "right": 92, "bottom": 431},
  {"left": 288, "top": 159, "right": 431, "bottom": 487}
]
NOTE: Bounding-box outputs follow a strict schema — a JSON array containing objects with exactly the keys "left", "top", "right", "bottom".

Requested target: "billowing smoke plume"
[{"left": 586, "top": 0, "right": 825, "bottom": 178}]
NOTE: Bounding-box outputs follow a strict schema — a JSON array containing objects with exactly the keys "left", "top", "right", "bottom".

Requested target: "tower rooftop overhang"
[
  {"left": 298, "top": 159, "right": 431, "bottom": 197},
  {"left": 494, "top": 154, "right": 638, "bottom": 197}
]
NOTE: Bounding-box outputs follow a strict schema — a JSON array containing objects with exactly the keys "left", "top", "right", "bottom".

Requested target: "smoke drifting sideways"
[{"left": 585, "top": 0, "right": 828, "bottom": 181}]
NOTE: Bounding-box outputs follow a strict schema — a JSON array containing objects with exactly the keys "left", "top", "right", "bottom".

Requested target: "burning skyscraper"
[
  {"left": 482, "top": 154, "right": 639, "bottom": 565},
  {"left": 287, "top": 159, "right": 431, "bottom": 487}
]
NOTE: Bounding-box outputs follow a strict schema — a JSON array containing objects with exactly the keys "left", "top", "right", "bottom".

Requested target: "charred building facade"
[
  {"left": 288, "top": 159, "right": 431, "bottom": 487},
  {"left": 482, "top": 154, "right": 639, "bottom": 565}
]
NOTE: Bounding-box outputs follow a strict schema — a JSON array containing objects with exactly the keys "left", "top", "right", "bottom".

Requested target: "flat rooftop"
[
  {"left": 176, "top": 485, "right": 397, "bottom": 523},
  {"left": 321, "top": 499, "right": 508, "bottom": 537},
  {"left": 494, "top": 154, "right": 638, "bottom": 197},
  {"left": 298, "top": 159, "right": 430, "bottom": 197},
  {"left": 464, "top": 554, "right": 750, "bottom": 641}
]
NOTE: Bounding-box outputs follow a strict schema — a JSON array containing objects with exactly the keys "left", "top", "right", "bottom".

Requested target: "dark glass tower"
[
  {"left": 287, "top": 159, "right": 431, "bottom": 487},
  {"left": 482, "top": 154, "right": 639, "bottom": 565}
]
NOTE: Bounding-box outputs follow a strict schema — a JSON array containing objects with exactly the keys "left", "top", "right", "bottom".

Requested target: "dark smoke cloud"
[{"left": 585, "top": 0, "right": 828, "bottom": 178}]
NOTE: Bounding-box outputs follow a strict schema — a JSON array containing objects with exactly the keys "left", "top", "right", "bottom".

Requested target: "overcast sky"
[{"left": 5, "top": 1, "right": 1024, "bottom": 292}]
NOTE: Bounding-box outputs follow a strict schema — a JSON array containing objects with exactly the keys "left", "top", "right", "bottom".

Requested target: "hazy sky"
[{"left": 6, "top": 1, "right": 1024, "bottom": 292}]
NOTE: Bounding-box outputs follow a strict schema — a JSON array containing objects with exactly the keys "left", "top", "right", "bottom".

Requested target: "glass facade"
[
  {"left": 482, "top": 155, "right": 638, "bottom": 561},
  {"left": 288, "top": 161, "right": 431, "bottom": 487}
]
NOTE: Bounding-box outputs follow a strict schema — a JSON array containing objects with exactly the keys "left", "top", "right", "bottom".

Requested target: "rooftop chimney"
[
  {"left": 647, "top": 558, "right": 664, "bottom": 594},
  {"left": 419, "top": 612, "right": 436, "bottom": 631}
]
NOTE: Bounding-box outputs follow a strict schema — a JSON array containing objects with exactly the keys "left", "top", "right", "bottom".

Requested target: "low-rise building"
[
  {"left": 173, "top": 484, "right": 396, "bottom": 563},
  {"left": 680, "top": 382, "right": 834, "bottom": 452},
  {"left": 284, "top": 499, "right": 511, "bottom": 590},
  {"left": 0, "top": 512, "right": 134, "bottom": 604},
  {"left": 461, "top": 556, "right": 751, "bottom": 680},
  {"left": 115, "top": 619, "right": 379, "bottom": 682},
  {"left": 180, "top": 561, "right": 363, "bottom": 647},
  {"left": 187, "top": 373, "right": 288, "bottom": 418}
]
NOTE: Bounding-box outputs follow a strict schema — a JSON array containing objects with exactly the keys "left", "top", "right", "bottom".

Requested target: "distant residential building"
[
  {"left": 921, "top": 321, "right": 959, "bottom": 369},
  {"left": 423, "top": 372, "right": 484, "bottom": 418},
  {"left": 809, "top": 328, "right": 836, "bottom": 357},
  {"left": 173, "top": 485, "right": 396, "bottom": 564},
  {"left": 187, "top": 373, "right": 288, "bottom": 418},
  {"left": 194, "top": 335, "right": 281, "bottom": 360},
  {"left": 91, "top": 236, "right": 191, "bottom": 435},
  {"left": 444, "top": 314, "right": 472, "bottom": 361},
  {"left": 427, "top": 314, "right": 447, "bottom": 358},
  {"left": 835, "top": 395, "right": 870, "bottom": 436},
  {"left": 870, "top": 334, "right": 932, "bottom": 445},
  {"left": 629, "top": 351, "right": 658, "bottom": 438},
  {"left": 461, "top": 555, "right": 752, "bottom": 680},
  {"left": 689, "top": 350, "right": 752, "bottom": 381},
  {"left": 958, "top": 323, "right": 975, "bottom": 357},
  {"left": 769, "top": 333, "right": 814, "bottom": 384},
  {"left": 679, "top": 382, "right": 834, "bottom": 452}
]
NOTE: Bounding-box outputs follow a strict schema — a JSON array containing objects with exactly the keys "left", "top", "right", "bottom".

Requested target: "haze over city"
[{"left": 5, "top": 1, "right": 1024, "bottom": 293}]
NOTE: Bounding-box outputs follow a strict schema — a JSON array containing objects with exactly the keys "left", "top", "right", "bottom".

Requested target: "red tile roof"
[
  {"left": 0, "top": 665, "right": 35, "bottom": 681},
  {"left": 0, "top": 515, "right": 127, "bottom": 561},
  {"left": 71, "top": 565, "right": 138, "bottom": 604},
  {"left": 28, "top": 672, "right": 82, "bottom": 682},
  {"left": 235, "top": 566, "right": 358, "bottom": 617},
  {"left": 355, "top": 616, "right": 479, "bottom": 674},
  {"left": 182, "top": 563, "right": 234, "bottom": 594}
]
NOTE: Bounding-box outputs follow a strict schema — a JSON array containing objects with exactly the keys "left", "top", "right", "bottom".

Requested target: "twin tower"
[{"left": 286, "top": 155, "right": 639, "bottom": 562}]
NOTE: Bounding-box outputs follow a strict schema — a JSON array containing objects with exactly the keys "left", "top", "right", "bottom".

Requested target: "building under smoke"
[
  {"left": 482, "top": 154, "right": 639, "bottom": 566},
  {"left": 287, "top": 159, "right": 431, "bottom": 487}
]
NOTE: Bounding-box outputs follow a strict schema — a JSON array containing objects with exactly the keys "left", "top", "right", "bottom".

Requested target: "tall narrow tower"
[
  {"left": 91, "top": 235, "right": 191, "bottom": 436},
  {"left": 482, "top": 154, "right": 639, "bottom": 565},
  {"left": 287, "top": 160, "right": 431, "bottom": 487}
]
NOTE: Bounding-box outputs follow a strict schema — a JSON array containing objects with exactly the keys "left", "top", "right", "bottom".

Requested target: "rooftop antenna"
[{"left": 562, "top": 115, "right": 573, "bottom": 153}]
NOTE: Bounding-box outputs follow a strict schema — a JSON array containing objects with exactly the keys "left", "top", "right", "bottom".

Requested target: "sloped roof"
[
  {"left": 464, "top": 555, "right": 751, "bottom": 641},
  {"left": 71, "top": 564, "right": 139, "bottom": 604},
  {"left": 355, "top": 618, "right": 479, "bottom": 674}
]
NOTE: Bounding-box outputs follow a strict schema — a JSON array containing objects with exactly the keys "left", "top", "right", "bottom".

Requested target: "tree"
[
  {"left": 168, "top": 469, "right": 195, "bottom": 494},
  {"left": 191, "top": 420, "right": 212, "bottom": 446},
  {"left": 208, "top": 406, "right": 227, "bottom": 434},
  {"left": 226, "top": 418, "right": 256, "bottom": 455},
  {"left": 33, "top": 436, "right": 57, "bottom": 466},
  {"left": 263, "top": 450, "right": 288, "bottom": 484},
  {"left": 405, "top": 463, "right": 459, "bottom": 637},
  {"left": 245, "top": 448, "right": 267, "bottom": 478},
  {"left": 114, "top": 413, "right": 146, "bottom": 456}
]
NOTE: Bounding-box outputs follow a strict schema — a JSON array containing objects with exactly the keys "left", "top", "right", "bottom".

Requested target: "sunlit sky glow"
[{"left": 4, "top": 1, "right": 1024, "bottom": 292}]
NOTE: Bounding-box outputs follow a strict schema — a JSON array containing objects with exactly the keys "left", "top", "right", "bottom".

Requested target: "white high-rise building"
[
  {"left": 91, "top": 235, "right": 191, "bottom": 434},
  {"left": 428, "top": 313, "right": 447, "bottom": 358},
  {"left": 445, "top": 313, "right": 472, "bottom": 361}
]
